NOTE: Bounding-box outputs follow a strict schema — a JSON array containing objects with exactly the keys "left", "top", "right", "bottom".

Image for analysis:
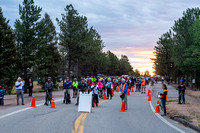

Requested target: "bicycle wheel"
[{"left": 180, "top": 93, "right": 183, "bottom": 104}]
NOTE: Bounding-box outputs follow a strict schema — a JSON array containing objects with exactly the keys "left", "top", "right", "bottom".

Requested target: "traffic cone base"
[
  {"left": 121, "top": 99, "right": 126, "bottom": 112},
  {"left": 155, "top": 100, "right": 161, "bottom": 113},
  {"left": 50, "top": 96, "right": 56, "bottom": 108},
  {"left": 30, "top": 95, "right": 36, "bottom": 107}
]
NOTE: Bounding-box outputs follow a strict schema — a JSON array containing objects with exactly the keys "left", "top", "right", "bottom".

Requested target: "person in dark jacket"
[
  {"left": 75, "top": 79, "right": 87, "bottom": 105},
  {"left": 160, "top": 84, "right": 168, "bottom": 116},
  {"left": 0, "top": 85, "right": 5, "bottom": 106},
  {"left": 28, "top": 79, "right": 33, "bottom": 96},
  {"left": 63, "top": 77, "right": 72, "bottom": 104},
  {"left": 178, "top": 80, "right": 186, "bottom": 104},
  {"left": 44, "top": 77, "right": 54, "bottom": 106}
]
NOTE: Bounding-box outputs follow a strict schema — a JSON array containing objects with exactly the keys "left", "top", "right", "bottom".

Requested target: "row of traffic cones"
[
  {"left": 30, "top": 95, "right": 56, "bottom": 108},
  {"left": 147, "top": 86, "right": 160, "bottom": 113}
]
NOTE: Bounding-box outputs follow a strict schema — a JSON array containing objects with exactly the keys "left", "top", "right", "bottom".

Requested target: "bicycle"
[
  {"left": 45, "top": 90, "right": 52, "bottom": 105},
  {"left": 63, "top": 89, "right": 71, "bottom": 104}
]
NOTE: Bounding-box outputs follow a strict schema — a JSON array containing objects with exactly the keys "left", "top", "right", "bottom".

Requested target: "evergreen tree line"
[
  {"left": 0, "top": 0, "right": 134, "bottom": 94},
  {"left": 152, "top": 7, "right": 200, "bottom": 90}
]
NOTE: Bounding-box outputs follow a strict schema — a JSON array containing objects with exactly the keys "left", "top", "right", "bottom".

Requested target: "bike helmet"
[{"left": 180, "top": 80, "right": 183, "bottom": 82}]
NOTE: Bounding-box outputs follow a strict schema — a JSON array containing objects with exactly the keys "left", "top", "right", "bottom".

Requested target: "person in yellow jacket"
[
  {"left": 72, "top": 78, "right": 78, "bottom": 98},
  {"left": 141, "top": 78, "right": 146, "bottom": 94}
]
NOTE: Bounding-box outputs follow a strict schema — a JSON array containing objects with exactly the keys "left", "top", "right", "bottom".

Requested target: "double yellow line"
[{"left": 72, "top": 100, "right": 105, "bottom": 133}]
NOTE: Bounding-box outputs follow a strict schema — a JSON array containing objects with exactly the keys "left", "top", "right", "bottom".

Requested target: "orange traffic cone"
[
  {"left": 30, "top": 95, "right": 36, "bottom": 107},
  {"left": 148, "top": 92, "right": 152, "bottom": 101},
  {"left": 50, "top": 96, "right": 56, "bottom": 108},
  {"left": 117, "top": 86, "right": 119, "bottom": 92},
  {"left": 131, "top": 87, "right": 134, "bottom": 93},
  {"left": 127, "top": 89, "right": 130, "bottom": 96},
  {"left": 103, "top": 91, "right": 107, "bottom": 100},
  {"left": 120, "top": 99, "right": 126, "bottom": 112},
  {"left": 147, "top": 89, "right": 151, "bottom": 96},
  {"left": 86, "top": 90, "right": 88, "bottom": 94},
  {"left": 155, "top": 100, "right": 160, "bottom": 113}
]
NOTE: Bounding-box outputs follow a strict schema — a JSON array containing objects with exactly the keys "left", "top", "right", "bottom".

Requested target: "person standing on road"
[
  {"left": 63, "top": 77, "right": 72, "bottom": 104},
  {"left": 178, "top": 80, "right": 186, "bottom": 104},
  {"left": 97, "top": 79, "right": 103, "bottom": 99},
  {"left": 75, "top": 79, "right": 87, "bottom": 105},
  {"left": 72, "top": 78, "right": 78, "bottom": 98},
  {"left": 44, "top": 77, "right": 54, "bottom": 106},
  {"left": 15, "top": 77, "right": 25, "bottom": 105},
  {"left": 28, "top": 79, "right": 33, "bottom": 96},
  {"left": 106, "top": 78, "right": 112, "bottom": 100},
  {"left": 141, "top": 78, "right": 146, "bottom": 94},
  {"left": 91, "top": 81, "right": 99, "bottom": 107},
  {"left": 160, "top": 84, "right": 168, "bottom": 116},
  {"left": 119, "top": 78, "right": 128, "bottom": 110}
]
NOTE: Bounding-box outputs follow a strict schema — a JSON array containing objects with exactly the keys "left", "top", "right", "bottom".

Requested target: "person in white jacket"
[
  {"left": 15, "top": 77, "right": 24, "bottom": 105},
  {"left": 91, "top": 81, "right": 99, "bottom": 107}
]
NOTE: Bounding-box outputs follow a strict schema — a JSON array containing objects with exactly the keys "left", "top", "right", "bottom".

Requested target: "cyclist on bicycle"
[
  {"left": 178, "top": 80, "right": 186, "bottom": 104},
  {"left": 63, "top": 77, "right": 72, "bottom": 104},
  {"left": 44, "top": 77, "right": 54, "bottom": 106}
]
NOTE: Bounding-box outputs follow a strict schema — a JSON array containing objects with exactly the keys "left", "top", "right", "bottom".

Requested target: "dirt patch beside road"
[{"left": 167, "top": 97, "right": 200, "bottom": 127}]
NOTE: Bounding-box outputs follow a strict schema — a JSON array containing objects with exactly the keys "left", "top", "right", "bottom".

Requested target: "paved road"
[{"left": 0, "top": 86, "right": 196, "bottom": 133}]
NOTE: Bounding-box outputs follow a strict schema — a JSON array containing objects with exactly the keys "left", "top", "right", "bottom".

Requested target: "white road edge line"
[
  {"left": 149, "top": 101, "right": 185, "bottom": 133},
  {"left": 0, "top": 98, "right": 63, "bottom": 120}
]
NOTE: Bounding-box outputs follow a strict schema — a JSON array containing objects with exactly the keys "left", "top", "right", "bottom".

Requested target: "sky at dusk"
[{"left": 1, "top": 0, "right": 200, "bottom": 75}]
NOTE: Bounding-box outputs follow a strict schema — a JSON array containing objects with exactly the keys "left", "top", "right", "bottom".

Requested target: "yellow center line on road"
[{"left": 72, "top": 99, "right": 106, "bottom": 133}]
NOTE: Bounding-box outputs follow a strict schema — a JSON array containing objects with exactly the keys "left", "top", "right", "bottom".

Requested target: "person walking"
[
  {"left": 28, "top": 79, "right": 33, "bottom": 96},
  {"left": 160, "top": 84, "right": 168, "bottom": 116},
  {"left": 119, "top": 78, "right": 128, "bottom": 110},
  {"left": 44, "top": 77, "right": 54, "bottom": 106},
  {"left": 15, "top": 77, "right": 25, "bottom": 105},
  {"left": 97, "top": 79, "right": 103, "bottom": 99},
  {"left": 75, "top": 79, "right": 87, "bottom": 105},
  {"left": 178, "top": 80, "right": 186, "bottom": 104}
]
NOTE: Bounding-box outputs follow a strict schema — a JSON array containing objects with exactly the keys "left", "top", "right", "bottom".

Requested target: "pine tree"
[
  {"left": 0, "top": 7, "right": 19, "bottom": 94},
  {"left": 35, "top": 13, "right": 61, "bottom": 88},
  {"left": 14, "top": 0, "right": 42, "bottom": 92}
]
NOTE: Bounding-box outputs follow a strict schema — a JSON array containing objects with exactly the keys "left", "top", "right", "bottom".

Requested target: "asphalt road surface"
[{"left": 0, "top": 85, "right": 196, "bottom": 133}]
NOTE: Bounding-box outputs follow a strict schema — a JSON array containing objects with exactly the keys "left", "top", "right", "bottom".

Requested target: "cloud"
[{"left": 1, "top": 0, "right": 200, "bottom": 75}]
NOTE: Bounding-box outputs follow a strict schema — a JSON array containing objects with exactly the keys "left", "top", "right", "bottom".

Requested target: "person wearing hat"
[
  {"left": 72, "top": 78, "right": 78, "bottom": 98},
  {"left": 75, "top": 78, "right": 87, "bottom": 105},
  {"left": 44, "top": 77, "right": 54, "bottom": 106},
  {"left": 119, "top": 78, "right": 128, "bottom": 110},
  {"left": 178, "top": 80, "right": 186, "bottom": 104},
  {"left": 15, "top": 77, "right": 25, "bottom": 105},
  {"left": 63, "top": 77, "right": 72, "bottom": 104}
]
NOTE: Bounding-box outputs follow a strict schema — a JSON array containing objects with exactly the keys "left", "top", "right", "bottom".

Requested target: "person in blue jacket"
[
  {"left": 119, "top": 78, "right": 128, "bottom": 110},
  {"left": 0, "top": 85, "right": 5, "bottom": 106}
]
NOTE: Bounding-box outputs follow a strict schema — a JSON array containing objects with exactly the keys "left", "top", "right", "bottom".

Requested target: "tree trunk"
[{"left": 68, "top": 54, "right": 71, "bottom": 78}]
